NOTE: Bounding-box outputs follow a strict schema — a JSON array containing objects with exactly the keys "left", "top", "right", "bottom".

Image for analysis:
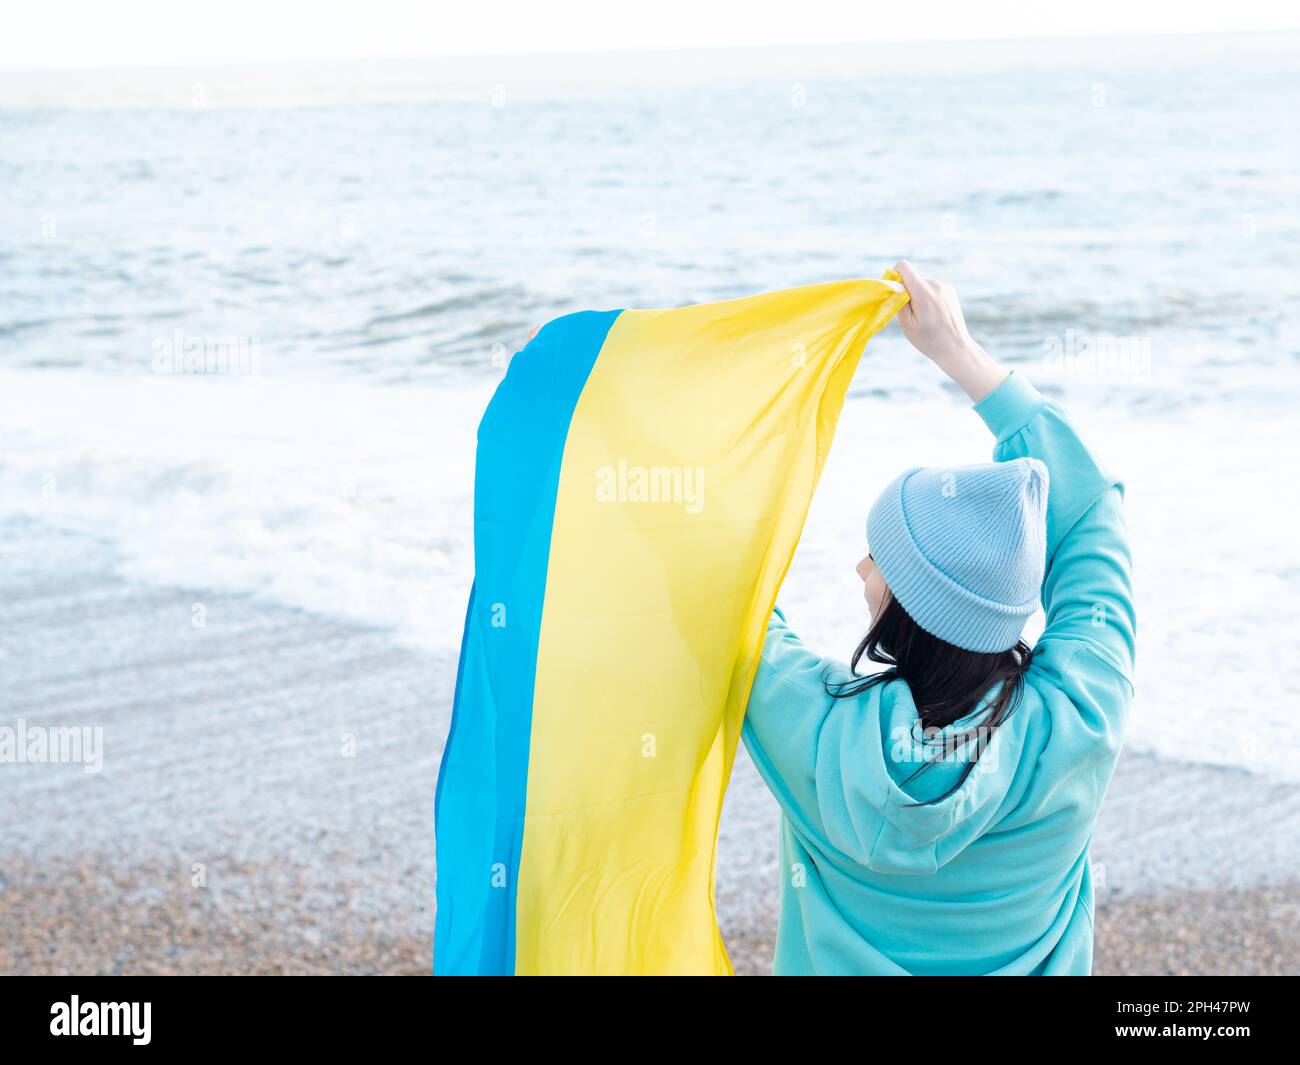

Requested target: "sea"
[{"left": 2, "top": 32, "right": 1297, "bottom": 781}]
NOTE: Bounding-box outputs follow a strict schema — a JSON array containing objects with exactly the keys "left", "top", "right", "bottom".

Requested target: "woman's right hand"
[{"left": 892, "top": 260, "right": 1008, "bottom": 403}]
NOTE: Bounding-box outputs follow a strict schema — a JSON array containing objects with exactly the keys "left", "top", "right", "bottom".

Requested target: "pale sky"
[{"left": 5, "top": 0, "right": 1299, "bottom": 70}]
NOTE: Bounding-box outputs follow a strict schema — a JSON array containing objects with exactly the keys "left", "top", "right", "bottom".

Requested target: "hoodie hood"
[{"left": 838, "top": 677, "right": 1040, "bottom": 876}]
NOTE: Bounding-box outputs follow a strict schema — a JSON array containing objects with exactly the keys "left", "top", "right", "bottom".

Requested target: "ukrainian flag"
[{"left": 434, "top": 275, "right": 908, "bottom": 975}]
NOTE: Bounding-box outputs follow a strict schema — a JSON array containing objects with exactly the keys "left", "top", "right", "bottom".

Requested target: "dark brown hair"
[{"left": 826, "top": 592, "right": 1032, "bottom": 803}]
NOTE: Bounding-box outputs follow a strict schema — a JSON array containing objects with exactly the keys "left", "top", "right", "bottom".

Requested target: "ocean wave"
[{"left": 361, "top": 285, "right": 529, "bottom": 329}]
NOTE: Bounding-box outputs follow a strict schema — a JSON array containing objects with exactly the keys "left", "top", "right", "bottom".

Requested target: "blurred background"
[{"left": 1, "top": 2, "right": 1297, "bottom": 974}]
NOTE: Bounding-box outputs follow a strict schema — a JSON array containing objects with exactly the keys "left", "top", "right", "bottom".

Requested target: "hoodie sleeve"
[
  {"left": 973, "top": 373, "right": 1136, "bottom": 745},
  {"left": 741, "top": 609, "right": 856, "bottom": 850}
]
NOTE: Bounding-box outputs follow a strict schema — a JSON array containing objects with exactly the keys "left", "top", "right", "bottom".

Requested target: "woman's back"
[{"left": 742, "top": 367, "right": 1135, "bottom": 975}]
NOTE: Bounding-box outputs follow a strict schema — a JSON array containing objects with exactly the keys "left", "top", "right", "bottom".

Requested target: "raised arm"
[
  {"left": 894, "top": 261, "right": 1136, "bottom": 738},
  {"left": 973, "top": 374, "right": 1135, "bottom": 741}
]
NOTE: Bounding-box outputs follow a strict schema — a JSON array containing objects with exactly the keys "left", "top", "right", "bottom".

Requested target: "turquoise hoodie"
[{"left": 741, "top": 372, "right": 1136, "bottom": 975}]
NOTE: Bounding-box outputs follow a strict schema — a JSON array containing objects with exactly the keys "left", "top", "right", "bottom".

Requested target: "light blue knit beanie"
[{"left": 866, "top": 458, "right": 1049, "bottom": 653}]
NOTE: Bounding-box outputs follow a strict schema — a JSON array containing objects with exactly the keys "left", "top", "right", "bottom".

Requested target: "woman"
[{"left": 742, "top": 261, "right": 1136, "bottom": 975}]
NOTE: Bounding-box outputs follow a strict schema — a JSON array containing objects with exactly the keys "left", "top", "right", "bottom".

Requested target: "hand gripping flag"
[{"left": 435, "top": 274, "right": 908, "bottom": 974}]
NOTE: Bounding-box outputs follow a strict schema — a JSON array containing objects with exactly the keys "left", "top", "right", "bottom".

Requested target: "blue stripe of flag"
[{"left": 433, "top": 309, "right": 621, "bottom": 975}]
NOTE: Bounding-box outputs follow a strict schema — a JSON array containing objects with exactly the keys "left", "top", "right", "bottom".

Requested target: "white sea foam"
[{"left": 0, "top": 369, "right": 485, "bottom": 653}]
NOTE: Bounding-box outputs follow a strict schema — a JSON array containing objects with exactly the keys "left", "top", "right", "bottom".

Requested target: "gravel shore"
[
  {"left": 1, "top": 852, "right": 1294, "bottom": 975},
  {"left": 3, "top": 520, "right": 1297, "bottom": 976}
]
